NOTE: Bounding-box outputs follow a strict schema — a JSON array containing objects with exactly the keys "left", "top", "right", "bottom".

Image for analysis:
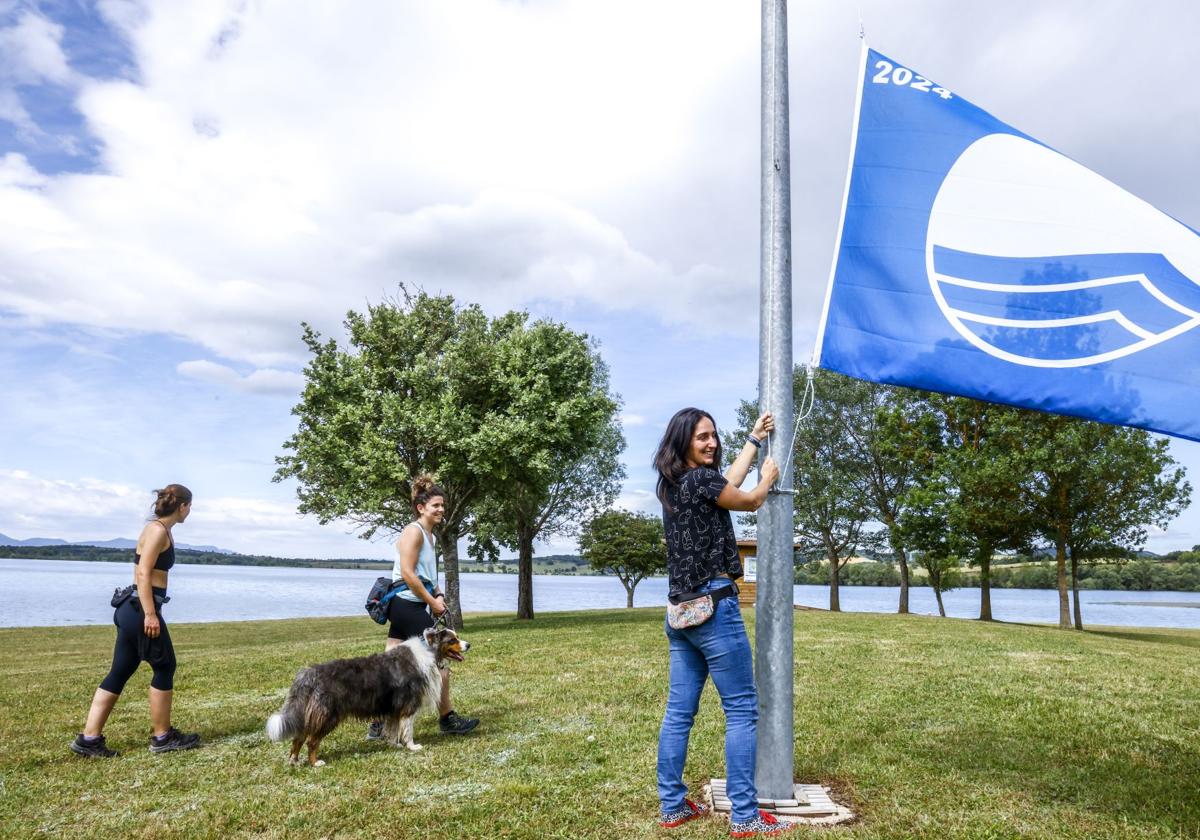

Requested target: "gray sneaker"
[
  {"left": 70, "top": 734, "right": 118, "bottom": 758},
  {"left": 148, "top": 727, "right": 200, "bottom": 754},
  {"left": 438, "top": 711, "right": 479, "bottom": 735},
  {"left": 366, "top": 720, "right": 385, "bottom": 741}
]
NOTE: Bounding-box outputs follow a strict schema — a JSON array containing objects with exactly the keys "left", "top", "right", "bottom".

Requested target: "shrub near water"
[{"left": 1, "top": 610, "right": 1199, "bottom": 838}]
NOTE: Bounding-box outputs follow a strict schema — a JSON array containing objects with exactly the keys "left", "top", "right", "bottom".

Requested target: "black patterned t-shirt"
[{"left": 662, "top": 466, "right": 741, "bottom": 598}]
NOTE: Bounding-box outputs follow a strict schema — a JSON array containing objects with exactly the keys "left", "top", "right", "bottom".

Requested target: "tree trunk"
[
  {"left": 828, "top": 554, "right": 841, "bottom": 612},
  {"left": 890, "top": 532, "right": 910, "bottom": 615},
  {"left": 934, "top": 586, "right": 946, "bottom": 617},
  {"left": 1055, "top": 535, "right": 1070, "bottom": 629},
  {"left": 977, "top": 549, "right": 993, "bottom": 622},
  {"left": 437, "top": 525, "right": 464, "bottom": 630},
  {"left": 1070, "top": 549, "right": 1083, "bottom": 631},
  {"left": 624, "top": 579, "right": 635, "bottom": 609},
  {"left": 516, "top": 527, "right": 535, "bottom": 620}
]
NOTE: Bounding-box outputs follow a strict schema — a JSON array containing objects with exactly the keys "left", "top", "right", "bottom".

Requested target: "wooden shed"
[
  {"left": 736, "top": 539, "right": 758, "bottom": 607},
  {"left": 735, "top": 539, "right": 801, "bottom": 607}
]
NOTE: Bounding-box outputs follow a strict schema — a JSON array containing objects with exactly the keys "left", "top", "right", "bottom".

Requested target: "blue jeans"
[{"left": 657, "top": 580, "right": 759, "bottom": 823}]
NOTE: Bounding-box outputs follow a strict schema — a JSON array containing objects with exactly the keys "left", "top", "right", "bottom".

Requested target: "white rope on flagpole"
[{"left": 776, "top": 363, "right": 814, "bottom": 487}]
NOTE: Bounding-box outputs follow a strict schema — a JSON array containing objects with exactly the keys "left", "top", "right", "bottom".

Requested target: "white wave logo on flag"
[{"left": 926, "top": 134, "right": 1200, "bottom": 368}]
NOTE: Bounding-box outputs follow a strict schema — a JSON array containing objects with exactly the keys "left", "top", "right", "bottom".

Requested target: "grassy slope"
[{"left": 1, "top": 610, "right": 1198, "bottom": 839}]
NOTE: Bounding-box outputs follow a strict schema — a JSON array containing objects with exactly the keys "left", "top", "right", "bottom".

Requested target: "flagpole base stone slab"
[{"left": 705, "top": 779, "right": 855, "bottom": 826}]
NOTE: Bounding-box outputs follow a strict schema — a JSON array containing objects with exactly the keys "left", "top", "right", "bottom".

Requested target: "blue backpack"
[{"left": 365, "top": 576, "right": 435, "bottom": 624}]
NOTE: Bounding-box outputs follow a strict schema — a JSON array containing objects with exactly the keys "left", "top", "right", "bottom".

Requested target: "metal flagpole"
[{"left": 755, "top": 0, "right": 795, "bottom": 800}]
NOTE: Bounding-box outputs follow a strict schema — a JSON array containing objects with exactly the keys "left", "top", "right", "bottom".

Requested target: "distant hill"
[
  {"left": 0, "top": 532, "right": 233, "bottom": 554},
  {"left": 1023, "top": 546, "right": 1161, "bottom": 560},
  {"left": 0, "top": 533, "right": 69, "bottom": 547}
]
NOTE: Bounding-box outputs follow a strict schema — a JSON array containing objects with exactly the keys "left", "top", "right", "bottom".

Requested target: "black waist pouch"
[
  {"left": 124, "top": 590, "right": 171, "bottom": 613},
  {"left": 111, "top": 585, "right": 136, "bottom": 608},
  {"left": 138, "top": 632, "right": 171, "bottom": 666}
]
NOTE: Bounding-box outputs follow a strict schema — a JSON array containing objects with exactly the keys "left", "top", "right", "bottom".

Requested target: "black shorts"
[{"left": 387, "top": 597, "right": 434, "bottom": 640}]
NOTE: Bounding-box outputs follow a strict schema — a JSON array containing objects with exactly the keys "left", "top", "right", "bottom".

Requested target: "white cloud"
[
  {"left": 620, "top": 413, "right": 647, "bottom": 428},
  {"left": 372, "top": 191, "right": 748, "bottom": 329},
  {"left": 0, "top": 89, "right": 35, "bottom": 134},
  {"left": 177, "top": 359, "right": 303, "bottom": 395},
  {"left": 0, "top": 470, "right": 146, "bottom": 535},
  {"left": 0, "top": 152, "right": 46, "bottom": 188},
  {"left": 614, "top": 488, "right": 660, "bottom": 517},
  {"left": 0, "top": 10, "right": 74, "bottom": 137},
  {"left": 0, "top": 11, "right": 73, "bottom": 86},
  {"left": 0, "top": 1, "right": 762, "bottom": 367}
]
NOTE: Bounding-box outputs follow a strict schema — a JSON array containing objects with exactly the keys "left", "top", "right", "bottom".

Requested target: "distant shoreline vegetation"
[
  {"left": 796, "top": 550, "right": 1200, "bottom": 592},
  {"left": 0, "top": 545, "right": 599, "bottom": 575}
]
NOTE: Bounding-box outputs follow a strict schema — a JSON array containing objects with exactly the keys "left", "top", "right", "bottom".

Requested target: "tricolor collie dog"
[{"left": 266, "top": 626, "right": 469, "bottom": 766}]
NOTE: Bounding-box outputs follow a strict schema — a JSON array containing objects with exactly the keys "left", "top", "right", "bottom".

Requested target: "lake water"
[{"left": 4, "top": 558, "right": 1200, "bottom": 629}]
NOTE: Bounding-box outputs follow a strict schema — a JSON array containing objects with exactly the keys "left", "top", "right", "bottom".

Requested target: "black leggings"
[
  {"left": 99, "top": 598, "right": 176, "bottom": 693},
  {"left": 387, "top": 597, "right": 435, "bottom": 640}
]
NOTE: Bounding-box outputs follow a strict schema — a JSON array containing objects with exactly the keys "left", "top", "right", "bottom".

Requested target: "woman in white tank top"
[
  {"left": 392, "top": 518, "right": 438, "bottom": 603},
  {"left": 367, "top": 474, "right": 479, "bottom": 739}
]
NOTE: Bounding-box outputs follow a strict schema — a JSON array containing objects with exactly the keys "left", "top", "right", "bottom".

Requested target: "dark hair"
[
  {"left": 411, "top": 474, "right": 445, "bottom": 513},
  {"left": 153, "top": 484, "right": 193, "bottom": 517},
  {"left": 653, "top": 407, "right": 722, "bottom": 508}
]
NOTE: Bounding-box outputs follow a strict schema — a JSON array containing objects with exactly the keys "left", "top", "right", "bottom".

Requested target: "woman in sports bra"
[
  {"left": 366, "top": 474, "right": 479, "bottom": 740},
  {"left": 70, "top": 484, "right": 201, "bottom": 758}
]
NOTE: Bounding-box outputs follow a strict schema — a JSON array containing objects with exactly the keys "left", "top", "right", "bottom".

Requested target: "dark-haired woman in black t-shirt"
[{"left": 653, "top": 408, "right": 794, "bottom": 836}]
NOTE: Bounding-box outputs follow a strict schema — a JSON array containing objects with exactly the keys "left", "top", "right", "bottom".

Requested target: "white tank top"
[{"left": 393, "top": 523, "right": 437, "bottom": 602}]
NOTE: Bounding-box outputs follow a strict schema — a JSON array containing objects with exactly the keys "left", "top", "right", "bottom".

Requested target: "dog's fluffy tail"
[{"left": 266, "top": 668, "right": 312, "bottom": 742}]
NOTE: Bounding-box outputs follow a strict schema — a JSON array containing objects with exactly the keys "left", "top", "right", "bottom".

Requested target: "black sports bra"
[{"left": 134, "top": 522, "right": 175, "bottom": 572}]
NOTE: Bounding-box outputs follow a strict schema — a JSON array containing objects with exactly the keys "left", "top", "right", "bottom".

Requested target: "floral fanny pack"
[{"left": 666, "top": 582, "right": 739, "bottom": 630}]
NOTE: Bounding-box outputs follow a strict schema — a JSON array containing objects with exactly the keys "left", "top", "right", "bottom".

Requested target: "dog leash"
[{"left": 430, "top": 608, "right": 453, "bottom": 672}]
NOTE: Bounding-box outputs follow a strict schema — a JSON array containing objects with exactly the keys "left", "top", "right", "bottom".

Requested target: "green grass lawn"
[{"left": 2, "top": 609, "right": 1198, "bottom": 839}]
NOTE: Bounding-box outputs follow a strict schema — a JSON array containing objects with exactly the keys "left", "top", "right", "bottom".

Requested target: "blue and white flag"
[{"left": 816, "top": 46, "right": 1200, "bottom": 442}]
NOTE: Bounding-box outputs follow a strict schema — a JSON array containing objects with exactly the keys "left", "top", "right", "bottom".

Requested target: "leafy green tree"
[
  {"left": 929, "top": 397, "right": 1035, "bottom": 621},
  {"left": 275, "top": 292, "right": 514, "bottom": 629},
  {"left": 578, "top": 510, "right": 666, "bottom": 608},
  {"left": 1018, "top": 414, "right": 1190, "bottom": 629},
  {"left": 897, "top": 482, "right": 960, "bottom": 617},
  {"left": 467, "top": 320, "right": 625, "bottom": 620},
  {"left": 918, "top": 551, "right": 961, "bottom": 618}
]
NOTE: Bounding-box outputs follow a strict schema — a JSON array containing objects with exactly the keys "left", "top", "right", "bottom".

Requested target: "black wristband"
[{"left": 747, "top": 435, "right": 762, "bottom": 448}]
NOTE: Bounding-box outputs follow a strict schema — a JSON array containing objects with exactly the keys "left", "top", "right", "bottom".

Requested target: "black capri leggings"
[
  {"left": 99, "top": 598, "right": 176, "bottom": 693},
  {"left": 387, "top": 596, "right": 435, "bottom": 641}
]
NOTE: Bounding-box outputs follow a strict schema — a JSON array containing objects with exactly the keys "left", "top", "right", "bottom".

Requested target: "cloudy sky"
[{"left": 2, "top": 0, "right": 1198, "bottom": 558}]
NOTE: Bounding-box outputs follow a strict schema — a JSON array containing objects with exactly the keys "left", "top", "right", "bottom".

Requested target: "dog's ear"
[{"left": 423, "top": 627, "right": 438, "bottom": 646}]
